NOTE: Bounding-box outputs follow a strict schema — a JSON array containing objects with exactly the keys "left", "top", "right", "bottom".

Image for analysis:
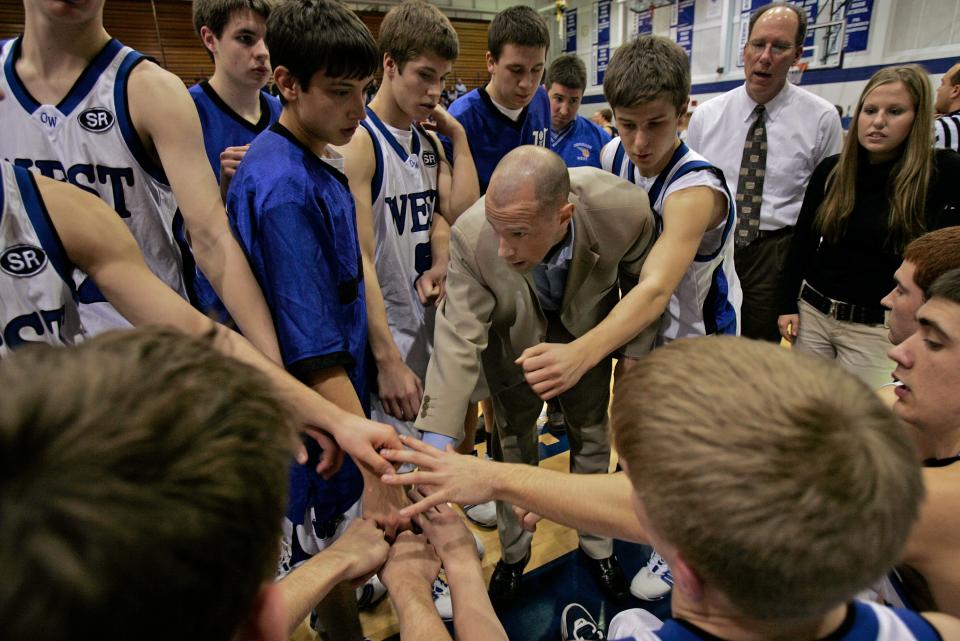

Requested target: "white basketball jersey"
[
  {"left": 601, "top": 139, "right": 742, "bottom": 343},
  {"left": 360, "top": 108, "right": 440, "bottom": 436},
  {"left": 0, "top": 161, "right": 84, "bottom": 357},
  {"left": 0, "top": 37, "right": 186, "bottom": 336}
]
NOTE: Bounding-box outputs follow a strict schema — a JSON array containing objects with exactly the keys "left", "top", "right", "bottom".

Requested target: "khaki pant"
[
  {"left": 795, "top": 300, "right": 894, "bottom": 389},
  {"left": 489, "top": 314, "right": 613, "bottom": 564}
]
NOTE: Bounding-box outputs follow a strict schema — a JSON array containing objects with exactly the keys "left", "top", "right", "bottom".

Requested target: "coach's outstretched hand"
[{"left": 379, "top": 435, "right": 497, "bottom": 518}]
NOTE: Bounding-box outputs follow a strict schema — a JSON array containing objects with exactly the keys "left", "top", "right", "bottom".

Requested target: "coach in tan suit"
[{"left": 415, "top": 146, "right": 657, "bottom": 603}]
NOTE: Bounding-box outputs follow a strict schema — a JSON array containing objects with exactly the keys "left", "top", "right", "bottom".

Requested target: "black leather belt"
[
  {"left": 800, "top": 283, "right": 886, "bottom": 325},
  {"left": 755, "top": 226, "right": 794, "bottom": 241}
]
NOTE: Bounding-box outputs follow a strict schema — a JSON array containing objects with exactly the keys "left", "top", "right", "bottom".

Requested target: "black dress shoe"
[
  {"left": 584, "top": 551, "right": 630, "bottom": 601},
  {"left": 488, "top": 552, "right": 530, "bottom": 605}
]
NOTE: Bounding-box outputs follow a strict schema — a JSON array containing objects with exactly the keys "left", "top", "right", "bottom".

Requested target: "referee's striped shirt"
[{"left": 935, "top": 110, "right": 960, "bottom": 152}]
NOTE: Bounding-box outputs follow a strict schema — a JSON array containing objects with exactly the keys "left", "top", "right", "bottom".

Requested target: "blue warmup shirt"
[
  {"left": 551, "top": 114, "right": 611, "bottom": 169},
  {"left": 445, "top": 85, "right": 551, "bottom": 193},
  {"left": 186, "top": 81, "right": 282, "bottom": 323},
  {"left": 227, "top": 121, "right": 368, "bottom": 525}
]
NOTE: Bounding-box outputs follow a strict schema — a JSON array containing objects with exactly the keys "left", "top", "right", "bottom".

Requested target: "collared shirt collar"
[
  {"left": 542, "top": 217, "right": 576, "bottom": 268},
  {"left": 739, "top": 80, "right": 792, "bottom": 124}
]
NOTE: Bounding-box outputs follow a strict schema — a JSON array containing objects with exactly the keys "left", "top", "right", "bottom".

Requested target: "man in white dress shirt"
[{"left": 686, "top": 1, "right": 842, "bottom": 342}]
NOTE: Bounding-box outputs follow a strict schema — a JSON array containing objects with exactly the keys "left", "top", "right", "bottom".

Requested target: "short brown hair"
[
  {"left": 603, "top": 35, "right": 689, "bottom": 114},
  {"left": 903, "top": 227, "right": 960, "bottom": 295},
  {"left": 0, "top": 329, "right": 293, "bottom": 641},
  {"left": 192, "top": 0, "right": 274, "bottom": 37},
  {"left": 488, "top": 5, "right": 549, "bottom": 61},
  {"left": 748, "top": 1, "right": 808, "bottom": 50},
  {"left": 546, "top": 54, "right": 587, "bottom": 92},
  {"left": 613, "top": 337, "right": 922, "bottom": 620},
  {"left": 378, "top": 0, "right": 459, "bottom": 70}
]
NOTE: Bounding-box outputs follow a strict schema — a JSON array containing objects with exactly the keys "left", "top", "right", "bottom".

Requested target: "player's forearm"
[
  {"left": 389, "top": 586, "right": 453, "bottom": 641},
  {"left": 209, "top": 323, "right": 357, "bottom": 440},
  {"left": 429, "top": 217, "right": 450, "bottom": 271},
  {"left": 491, "top": 464, "right": 646, "bottom": 542},
  {"left": 192, "top": 225, "right": 282, "bottom": 363},
  {"left": 444, "top": 560, "right": 508, "bottom": 641},
  {"left": 445, "top": 128, "right": 480, "bottom": 221},
  {"left": 278, "top": 551, "right": 354, "bottom": 635},
  {"left": 573, "top": 277, "right": 672, "bottom": 368}
]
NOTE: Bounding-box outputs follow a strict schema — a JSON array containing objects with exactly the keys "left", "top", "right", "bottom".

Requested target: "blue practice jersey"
[
  {"left": 187, "top": 81, "right": 281, "bottom": 323},
  {"left": 227, "top": 122, "right": 367, "bottom": 529},
  {"left": 551, "top": 114, "right": 611, "bottom": 168},
  {"left": 446, "top": 85, "right": 550, "bottom": 193}
]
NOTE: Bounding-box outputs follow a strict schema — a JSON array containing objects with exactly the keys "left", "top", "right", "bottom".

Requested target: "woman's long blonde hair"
[{"left": 815, "top": 65, "right": 935, "bottom": 251}]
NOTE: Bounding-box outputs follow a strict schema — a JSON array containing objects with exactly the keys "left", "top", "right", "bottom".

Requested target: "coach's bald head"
[
  {"left": 487, "top": 146, "right": 570, "bottom": 216},
  {"left": 485, "top": 147, "right": 574, "bottom": 272}
]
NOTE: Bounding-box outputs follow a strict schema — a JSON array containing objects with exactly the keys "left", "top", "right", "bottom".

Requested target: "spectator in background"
[
  {"left": 934, "top": 61, "right": 960, "bottom": 151},
  {"left": 590, "top": 107, "right": 617, "bottom": 136},
  {"left": 454, "top": 76, "right": 467, "bottom": 99},
  {"left": 777, "top": 64, "right": 960, "bottom": 388},
  {"left": 546, "top": 55, "right": 611, "bottom": 169},
  {"left": 686, "top": 1, "right": 843, "bottom": 343}
]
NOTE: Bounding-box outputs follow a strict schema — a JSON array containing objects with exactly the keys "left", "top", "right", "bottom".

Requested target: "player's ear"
[
  {"left": 485, "top": 51, "right": 496, "bottom": 75},
  {"left": 383, "top": 52, "right": 397, "bottom": 78},
  {"left": 199, "top": 26, "right": 218, "bottom": 56},
  {"left": 273, "top": 66, "right": 298, "bottom": 103}
]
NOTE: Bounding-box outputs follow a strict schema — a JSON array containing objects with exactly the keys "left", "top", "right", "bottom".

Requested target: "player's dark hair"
[
  {"left": 487, "top": 5, "right": 549, "bottom": 61},
  {"left": 193, "top": 0, "right": 274, "bottom": 38},
  {"left": 0, "top": 328, "right": 292, "bottom": 641},
  {"left": 926, "top": 267, "right": 960, "bottom": 303},
  {"left": 604, "top": 35, "right": 689, "bottom": 114},
  {"left": 748, "top": 1, "right": 808, "bottom": 50},
  {"left": 546, "top": 54, "right": 586, "bottom": 92},
  {"left": 266, "top": 0, "right": 378, "bottom": 89},
  {"left": 379, "top": 0, "right": 459, "bottom": 70}
]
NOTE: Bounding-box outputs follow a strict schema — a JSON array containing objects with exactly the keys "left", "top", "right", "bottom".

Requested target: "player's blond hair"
[{"left": 613, "top": 336, "right": 923, "bottom": 620}]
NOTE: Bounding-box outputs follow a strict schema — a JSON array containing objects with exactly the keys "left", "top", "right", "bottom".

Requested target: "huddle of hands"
[{"left": 328, "top": 487, "right": 482, "bottom": 600}]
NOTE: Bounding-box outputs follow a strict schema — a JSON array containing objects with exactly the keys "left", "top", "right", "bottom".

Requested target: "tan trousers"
[{"left": 795, "top": 300, "right": 894, "bottom": 390}]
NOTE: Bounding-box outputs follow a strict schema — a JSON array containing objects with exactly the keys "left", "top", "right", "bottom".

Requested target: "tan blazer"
[{"left": 416, "top": 167, "right": 657, "bottom": 439}]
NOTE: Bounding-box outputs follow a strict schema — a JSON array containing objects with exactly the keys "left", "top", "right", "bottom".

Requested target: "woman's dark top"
[{"left": 778, "top": 148, "right": 960, "bottom": 314}]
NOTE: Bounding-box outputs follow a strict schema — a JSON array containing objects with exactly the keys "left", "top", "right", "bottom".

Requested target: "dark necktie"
[{"left": 734, "top": 104, "right": 767, "bottom": 248}]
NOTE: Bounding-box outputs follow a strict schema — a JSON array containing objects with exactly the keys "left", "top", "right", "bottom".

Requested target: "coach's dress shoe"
[
  {"left": 584, "top": 550, "right": 630, "bottom": 601},
  {"left": 488, "top": 552, "right": 530, "bottom": 605}
]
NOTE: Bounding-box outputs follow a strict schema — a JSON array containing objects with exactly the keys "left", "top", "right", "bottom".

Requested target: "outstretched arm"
[
  {"left": 128, "top": 61, "right": 281, "bottom": 362},
  {"left": 412, "top": 490, "right": 507, "bottom": 641},
  {"left": 381, "top": 436, "right": 647, "bottom": 542},
  {"left": 278, "top": 518, "right": 389, "bottom": 635},
  {"left": 380, "top": 532, "right": 452, "bottom": 641},
  {"left": 517, "top": 185, "right": 723, "bottom": 399},
  {"left": 39, "top": 175, "right": 402, "bottom": 477}
]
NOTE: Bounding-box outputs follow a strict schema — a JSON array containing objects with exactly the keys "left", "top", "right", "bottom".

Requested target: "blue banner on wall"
[
  {"left": 594, "top": 0, "right": 611, "bottom": 85},
  {"left": 633, "top": 8, "right": 653, "bottom": 37},
  {"left": 565, "top": 8, "right": 577, "bottom": 53},
  {"left": 596, "top": 44, "right": 609, "bottom": 85},
  {"left": 843, "top": 0, "right": 873, "bottom": 52},
  {"left": 597, "top": 0, "right": 611, "bottom": 44},
  {"left": 674, "top": 0, "right": 695, "bottom": 60}
]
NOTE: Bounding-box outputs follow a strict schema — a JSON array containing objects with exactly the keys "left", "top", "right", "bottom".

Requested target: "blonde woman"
[{"left": 777, "top": 65, "right": 960, "bottom": 387}]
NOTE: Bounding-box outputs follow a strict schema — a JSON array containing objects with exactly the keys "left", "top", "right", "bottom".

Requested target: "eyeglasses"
[{"left": 747, "top": 40, "right": 796, "bottom": 57}]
